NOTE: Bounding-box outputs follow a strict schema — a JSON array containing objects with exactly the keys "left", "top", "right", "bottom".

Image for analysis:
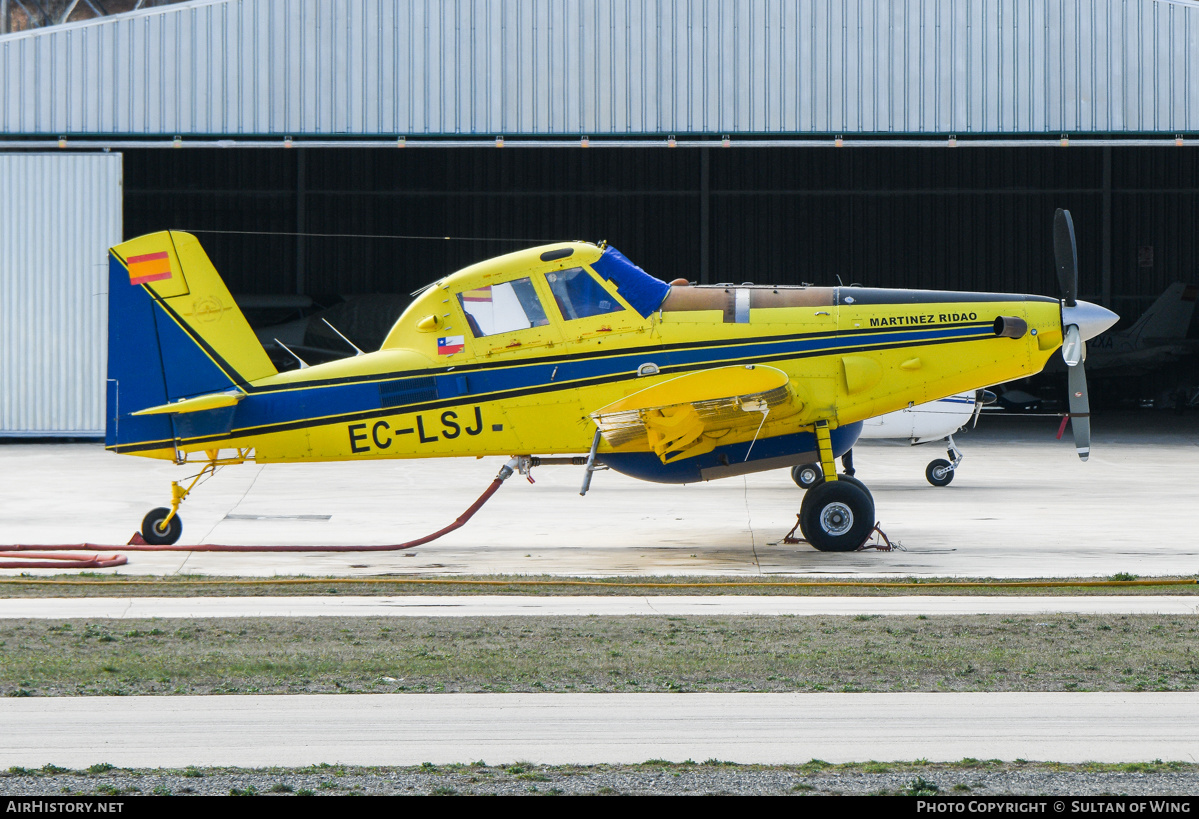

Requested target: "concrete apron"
[{"left": 1, "top": 417, "right": 1196, "bottom": 578}]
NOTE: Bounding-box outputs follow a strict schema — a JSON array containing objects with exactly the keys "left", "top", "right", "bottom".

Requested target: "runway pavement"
[
  {"left": 3, "top": 594, "right": 1198, "bottom": 618},
  {"left": 2, "top": 692, "right": 1196, "bottom": 767},
  {"left": 2, "top": 415, "right": 1198, "bottom": 578}
]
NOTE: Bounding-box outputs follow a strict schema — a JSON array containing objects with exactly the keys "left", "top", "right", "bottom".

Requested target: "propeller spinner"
[{"left": 1052, "top": 208, "right": 1118, "bottom": 461}]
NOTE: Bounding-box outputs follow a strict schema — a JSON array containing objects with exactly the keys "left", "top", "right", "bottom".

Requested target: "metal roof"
[{"left": 2, "top": 0, "right": 1198, "bottom": 140}]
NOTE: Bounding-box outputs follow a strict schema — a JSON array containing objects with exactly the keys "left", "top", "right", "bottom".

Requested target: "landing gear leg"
[
  {"left": 140, "top": 448, "right": 250, "bottom": 545},
  {"left": 800, "top": 422, "right": 876, "bottom": 551},
  {"left": 814, "top": 420, "right": 838, "bottom": 484},
  {"left": 925, "top": 434, "right": 963, "bottom": 487}
]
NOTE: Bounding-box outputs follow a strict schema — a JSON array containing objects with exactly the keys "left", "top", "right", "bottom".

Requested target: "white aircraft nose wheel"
[
  {"left": 798, "top": 480, "right": 875, "bottom": 552},
  {"left": 791, "top": 462, "right": 823, "bottom": 488},
  {"left": 925, "top": 459, "right": 954, "bottom": 487},
  {"left": 141, "top": 507, "right": 183, "bottom": 546}
]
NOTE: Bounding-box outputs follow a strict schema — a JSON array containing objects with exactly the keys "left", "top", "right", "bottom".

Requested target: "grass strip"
[
  {"left": 1, "top": 573, "right": 1196, "bottom": 598},
  {"left": 3, "top": 614, "right": 1198, "bottom": 696},
  {"left": 5, "top": 759, "right": 1199, "bottom": 796}
]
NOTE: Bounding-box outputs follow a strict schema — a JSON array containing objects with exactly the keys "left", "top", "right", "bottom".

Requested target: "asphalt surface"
[
  {"left": 2, "top": 692, "right": 1197, "bottom": 767},
  {"left": 3, "top": 594, "right": 1198, "bottom": 618},
  {"left": 3, "top": 415, "right": 1199, "bottom": 578}
]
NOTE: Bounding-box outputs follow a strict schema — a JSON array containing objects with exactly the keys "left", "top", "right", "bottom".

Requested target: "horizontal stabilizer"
[{"left": 131, "top": 391, "right": 244, "bottom": 417}]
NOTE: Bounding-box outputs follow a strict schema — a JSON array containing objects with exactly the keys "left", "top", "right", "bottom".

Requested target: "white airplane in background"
[
  {"left": 791, "top": 391, "right": 991, "bottom": 488},
  {"left": 1082, "top": 282, "right": 1197, "bottom": 373}
]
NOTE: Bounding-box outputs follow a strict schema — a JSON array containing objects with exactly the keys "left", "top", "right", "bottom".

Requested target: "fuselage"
[
  {"left": 108, "top": 239, "right": 1065, "bottom": 483},
  {"left": 858, "top": 392, "right": 978, "bottom": 444}
]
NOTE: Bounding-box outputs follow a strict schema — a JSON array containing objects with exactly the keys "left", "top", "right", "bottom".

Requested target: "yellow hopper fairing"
[{"left": 590, "top": 365, "right": 801, "bottom": 462}]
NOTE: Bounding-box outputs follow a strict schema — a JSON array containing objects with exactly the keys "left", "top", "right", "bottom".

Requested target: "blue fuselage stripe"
[
  {"left": 228, "top": 324, "right": 991, "bottom": 433},
  {"left": 110, "top": 322, "right": 994, "bottom": 451}
]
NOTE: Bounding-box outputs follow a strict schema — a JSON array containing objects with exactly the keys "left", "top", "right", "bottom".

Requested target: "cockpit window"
[
  {"left": 546, "top": 267, "right": 625, "bottom": 321},
  {"left": 457, "top": 277, "right": 549, "bottom": 337}
]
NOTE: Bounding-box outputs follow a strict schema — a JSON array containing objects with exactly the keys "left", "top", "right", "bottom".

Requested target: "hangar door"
[{"left": 0, "top": 153, "right": 122, "bottom": 436}]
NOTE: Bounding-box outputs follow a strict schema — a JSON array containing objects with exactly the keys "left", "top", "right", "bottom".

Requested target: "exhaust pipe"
[{"left": 993, "top": 315, "right": 1028, "bottom": 339}]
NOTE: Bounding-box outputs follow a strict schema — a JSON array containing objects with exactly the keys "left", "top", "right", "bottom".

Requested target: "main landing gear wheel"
[
  {"left": 791, "top": 462, "right": 823, "bottom": 488},
  {"left": 798, "top": 479, "right": 875, "bottom": 552},
  {"left": 925, "top": 458, "right": 955, "bottom": 487},
  {"left": 823, "top": 473, "right": 872, "bottom": 499},
  {"left": 805, "top": 471, "right": 874, "bottom": 500},
  {"left": 141, "top": 507, "right": 182, "bottom": 545}
]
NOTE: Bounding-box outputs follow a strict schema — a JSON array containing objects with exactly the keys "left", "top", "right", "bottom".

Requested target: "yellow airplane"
[{"left": 106, "top": 210, "right": 1116, "bottom": 552}]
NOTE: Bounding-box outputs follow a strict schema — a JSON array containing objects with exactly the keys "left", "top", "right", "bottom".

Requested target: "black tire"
[
  {"left": 925, "top": 458, "right": 955, "bottom": 487},
  {"left": 798, "top": 479, "right": 876, "bottom": 552},
  {"left": 803, "top": 472, "right": 875, "bottom": 504},
  {"left": 791, "top": 462, "right": 823, "bottom": 489},
  {"left": 829, "top": 473, "right": 873, "bottom": 503},
  {"left": 141, "top": 507, "right": 182, "bottom": 545}
]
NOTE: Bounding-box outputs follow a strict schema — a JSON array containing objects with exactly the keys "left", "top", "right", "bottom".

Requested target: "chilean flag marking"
[{"left": 437, "top": 335, "right": 465, "bottom": 356}]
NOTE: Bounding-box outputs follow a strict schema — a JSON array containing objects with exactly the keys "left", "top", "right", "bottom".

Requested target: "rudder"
[
  {"left": 1127, "top": 282, "right": 1198, "bottom": 344},
  {"left": 106, "top": 231, "right": 276, "bottom": 453}
]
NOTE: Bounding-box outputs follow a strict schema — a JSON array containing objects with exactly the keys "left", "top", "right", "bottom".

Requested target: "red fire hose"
[{"left": 0, "top": 459, "right": 517, "bottom": 570}]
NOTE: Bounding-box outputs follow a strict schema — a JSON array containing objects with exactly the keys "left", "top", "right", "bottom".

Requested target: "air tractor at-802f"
[{"left": 105, "top": 209, "right": 1116, "bottom": 553}]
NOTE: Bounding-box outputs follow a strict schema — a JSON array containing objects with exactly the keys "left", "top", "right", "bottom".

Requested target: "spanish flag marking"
[
  {"left": 461, "top": 287, "right": 492, "bottom": 302},
  {"left": 127, "top": 251, "right": 173, "bottom": 285}
]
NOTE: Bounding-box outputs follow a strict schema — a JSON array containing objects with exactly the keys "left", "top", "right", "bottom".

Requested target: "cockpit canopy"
[{"left": 383, "top": 243, "right": 671, "bottom": 351}]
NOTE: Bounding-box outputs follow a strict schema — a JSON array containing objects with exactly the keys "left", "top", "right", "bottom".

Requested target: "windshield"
[{"left": 546, "top": 267, "right": 625, "bottom": 321}]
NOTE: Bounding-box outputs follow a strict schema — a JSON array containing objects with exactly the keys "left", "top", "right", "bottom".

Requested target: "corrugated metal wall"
[
  {"left": 124, "top": 146, "right": 1198, "bottom": 322},
  {"left": 0, "top": 153, "right": 122, "bottom": 435},
  {"left": 3, "top": 0, "right": 1198, "bottom": 137}
]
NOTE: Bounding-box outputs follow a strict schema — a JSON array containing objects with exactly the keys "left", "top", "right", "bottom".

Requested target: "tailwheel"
[
  {"left": 141, "top": 507, "right": 182, "bottom": 545},
  {"left": 791, "top": 462, "right": 823, "bottom": 489},
  {"left": 799, "top": 479, "right": 875, "bottom": 552},
  {"left": 138, "top": 448, "right": 251, "bottom": 547}
]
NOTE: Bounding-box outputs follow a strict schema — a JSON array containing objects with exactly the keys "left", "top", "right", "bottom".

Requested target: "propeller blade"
[
  {"left": 1053, "top": 208, "right": 1078, "bottom": 308},
  {"left": 971, "top": 389, "right": 997, "bottom": 428},
  {"left": 1061, "top": 324, "right": 1083, "bottom": 367},
  {"left": 1068, "top": 363, "right": 1091, "bottom": 461}
]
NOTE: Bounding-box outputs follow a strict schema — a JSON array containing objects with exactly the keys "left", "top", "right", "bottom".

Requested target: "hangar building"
[{"left": 1, "top": 0, "right": 1197, "bottom": 434}]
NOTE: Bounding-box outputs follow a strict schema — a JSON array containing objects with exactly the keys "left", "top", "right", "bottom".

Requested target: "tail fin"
[
  {"left": 106, "top": 231, "right": 277, "bottom": 453},
  {"left": 1124, "top": 282, "right": 1198, "bottom": 345}
]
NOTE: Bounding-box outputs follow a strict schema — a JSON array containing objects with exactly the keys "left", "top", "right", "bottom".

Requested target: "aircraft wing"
[{"left": 589, "top": 365, "right": 802, "bottom": 464}]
